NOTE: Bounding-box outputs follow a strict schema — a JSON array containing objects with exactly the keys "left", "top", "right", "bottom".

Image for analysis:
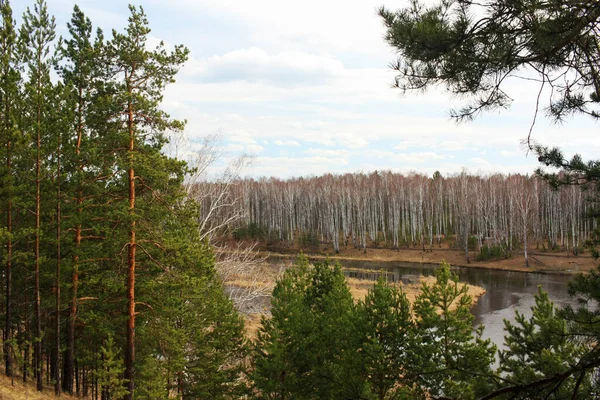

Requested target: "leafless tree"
[{"left": 209, "top": 170, "right": 591, "bottom": 266}]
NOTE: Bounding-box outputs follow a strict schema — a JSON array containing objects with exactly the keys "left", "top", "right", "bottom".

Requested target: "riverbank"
[{"left": 256, "top": 243, "right": 598, "bottom": 275}]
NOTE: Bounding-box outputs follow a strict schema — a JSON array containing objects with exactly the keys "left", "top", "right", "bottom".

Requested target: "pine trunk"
[
  {"left": 4, "top": 131, "right": 12, "bottom": 377},
  {"left": 55, "top": 129, "right": 61, "bottom": 395},
  {"left": 64, "top": 88, "right": 84, "bottom": 395},
  {"left": 124, "top": 96, "right": 136, "bottom": 400},
  {"left": 35, "top": 98, "right": 43, "bottom": 392}
]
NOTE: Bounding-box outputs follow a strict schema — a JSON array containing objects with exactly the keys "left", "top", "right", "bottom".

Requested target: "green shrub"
[
  {"left": 232, "top": 222, "right": 265, "bottom": 240},
  {"left": 299, "top": 231, "right": 319, "bottom": 248},
  {"left": 468, "top": 235, "right": 478, "bottom": 251},
  {"left": 476, "top": 244, "right": 507, "bottom": 261}
]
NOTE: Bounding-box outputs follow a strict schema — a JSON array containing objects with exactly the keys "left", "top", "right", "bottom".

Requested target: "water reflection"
[{"left": 333, "top": 259, "right": 575, "bottom": 349}]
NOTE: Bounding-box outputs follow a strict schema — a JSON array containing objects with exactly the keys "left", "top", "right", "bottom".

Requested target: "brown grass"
[
  {"left": 0, "top": 373, "right": 80, "bottom": 400},
  {"left": 259, "top": 243, "right": 597, "bottom": 275},
  {"left": 346, "top": 275, "right": 486, "bottom": 308},
  {"left": 244, "top": 313, "right": 264, "bottom": 341}
]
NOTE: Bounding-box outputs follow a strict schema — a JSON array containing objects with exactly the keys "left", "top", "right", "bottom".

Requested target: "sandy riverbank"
[{"left": 256, "top": 242, "right": 598, "bottom": 275}]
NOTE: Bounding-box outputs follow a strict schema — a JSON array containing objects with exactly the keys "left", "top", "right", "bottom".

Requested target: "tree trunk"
[
  {"left": 4, "top": 133, "right": 12, "bottom": 377},
  {"left": 64, "top": 88, "right": 84, "bottom": 395},
  {"left": 124, "top": 95, "right": 136, "bottom": 400},
  {"left": 23, "top": 298, "right": 29, "bottom": 383},
  {"left": 34, "top": 98, "right": 43, "bottom": 392},
  {"left": 55, "top": 129, "right": 62, "bottom": 395},
  {"left": 524, "top": 224, "right": 529, "bottom": 267}
]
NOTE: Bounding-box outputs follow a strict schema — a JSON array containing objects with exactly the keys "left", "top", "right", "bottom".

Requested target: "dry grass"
[
  {"left": 260, "top": 243, "right": 598, "bottom": 275},
  {"left": 0, "top": 373, "right": 79, "bottom": 400},
  {"left": 347, "top": 275, "right": 486, "bottom": 310},
  {"left": 244, "top": 313, "right": 264, "bottom": 341}
]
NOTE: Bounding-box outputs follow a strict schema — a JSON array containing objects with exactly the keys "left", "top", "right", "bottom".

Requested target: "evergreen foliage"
[
  {"left": 378, "top": 0, "right": 600, "bottom": 122},
  {"left": 378, "top": 0, "right": 600, "bottom": 257},
  {"left": 355, "top": 276, "right": 419, "bottom": 399},
  {"left": 96, "top": 336, "right": 128, "bottom": 400},
  {"left": 0, "top": 1, "right": 247, "bottom": 398},
  {"left": 412, "top": 263, "right": 496, "bottom": 398},
  {"left": 4, "top": 1, "right": 600, "bottom": 399},
  {"left": 499, "top": 288, "right": 592, "bottom": 399},
  {"left": 254, "top": 259, "right": 500, "bottom": 400},
  {"left": 253, "top": 255, "right": 362, "bottom": 399},
  {"left": 378, "top": 3, "right": 600, "bottom": 395}
]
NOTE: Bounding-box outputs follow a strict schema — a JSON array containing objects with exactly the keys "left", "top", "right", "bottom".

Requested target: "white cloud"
[
  {"left": 274, "top": 139, "right": 300, "bottom": 146},
  {"left": 226, "top": 143, "right": 265, "bottom": 154},
  {"left": 229, "top": 135, "right": 258, "bottom": 145},
  {"left": 182, "top": 47, "right": 345, "bottom": 86},
  {"left": 305, "top": 148, "right": 350, "bottom": 158},
  {"left": 43, "top": 0, "right": 598, "bottom": 179},
  {"left": 471, "top": 157, "right": 492, "bottom": 167},
  {"left": 251, "top": 155, "right": 350, "bottom": 178},
  {"left": 162, "top": 0, "right": 392, "bottom": 58}
]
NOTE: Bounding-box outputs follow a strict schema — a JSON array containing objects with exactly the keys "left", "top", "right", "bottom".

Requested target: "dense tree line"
[
  {"left": 0, "top": 1, "right": 246, "bottom": 398},
  {"left": 204, "top": 172, "right": 597, "bottom": 263}
]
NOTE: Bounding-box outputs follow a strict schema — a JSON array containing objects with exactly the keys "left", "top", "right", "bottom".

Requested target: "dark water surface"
[{"left": 339, "top": 259, "right": 574, "bottom": 349}]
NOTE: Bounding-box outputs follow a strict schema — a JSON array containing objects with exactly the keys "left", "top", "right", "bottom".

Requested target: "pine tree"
[
  {"left": 253, "top": 255, "right": 363, "bottom": 399},
  {"left": 412, "top": 262, "right": 496, "bottom": 398},
  {"left": 499, "top": 288, "right": 591, "bottom": 399},
  {"left": 56, "top": 6, "right": 106, "bottom": 393},
  {"left": 0, "top": 0, "right": 21, "bottom": 379},
  {"left": 48, "top": 79, "right": 74, "bottom": 396},
  {"left": 0, "top": 2, "right": 256, "bottom": 396},
  {"left": 20, "top": 0, "right": 56, "bottom": 390},
  {"left": 355, "top": 276, "right": 420, "bottom": 399},
  {"left": 140, "top": 207, "right": 248, "bottom": 398},
  {"left": 96, "top": 336, "right": 128, "bottom": 400},
  {"left": 103, "top": 6, "right": 188, "bottom": 397}
]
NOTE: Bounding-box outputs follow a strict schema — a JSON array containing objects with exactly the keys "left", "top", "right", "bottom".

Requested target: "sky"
[{"left": 14, "top": 0, "right": 599, "bottom": 179}]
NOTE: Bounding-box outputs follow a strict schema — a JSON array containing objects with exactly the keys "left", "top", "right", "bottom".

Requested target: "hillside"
[{"left": 0, "top": 373, "right": 79, "bottom": 400}]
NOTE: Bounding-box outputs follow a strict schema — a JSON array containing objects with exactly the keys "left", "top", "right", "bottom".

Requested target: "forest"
[
  {"left": 199, "top": 171, "right": 596, "bottom": 265},
  {"left": 0, "top": 1, "right": 244, "bottom": 398},
  {"left": 1, "top": 0, "right": 600, "bottom": 399}
]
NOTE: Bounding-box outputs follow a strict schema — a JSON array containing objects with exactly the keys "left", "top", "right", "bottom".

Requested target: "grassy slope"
[{"left": 0, "top": 373, "right": 79, "bottom": 400}]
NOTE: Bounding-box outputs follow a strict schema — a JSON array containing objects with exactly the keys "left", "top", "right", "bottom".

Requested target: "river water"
[{"left": 338, "top": 260, "right": 575, "bottom": 349}]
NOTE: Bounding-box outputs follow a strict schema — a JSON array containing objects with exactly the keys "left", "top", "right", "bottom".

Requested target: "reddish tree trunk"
[
  {"left": 34, "top": 99, "right": 43, "bottom": 392},
  {"left": 64, "top": 88, "right": 84, "bottom": 395},
  {"left": 55, "top": 130, "right": 62, "bottom": 395},
  {"left": 4, "top": 133, "right": 12, "bottom": 377},
  {"left": 124, "top": 95, "right": 136, "bottom": 400}
]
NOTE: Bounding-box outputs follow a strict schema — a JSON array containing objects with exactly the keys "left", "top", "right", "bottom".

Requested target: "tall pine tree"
[
  {"left": 104, "top": 5, "right": 188, "bottom": 398},
  {"left": 56, "top": 6, "right": 106, "bottom": 393},
  {"left": 20, "top": 0, "right": 55, "bottom": 390},
  {"left": 0, "top": 0, "right": 21, "bottom": 379}
]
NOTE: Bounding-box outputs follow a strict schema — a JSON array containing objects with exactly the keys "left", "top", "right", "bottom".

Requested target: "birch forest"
[{"left": 199, "top": 171, "right": 597, "bottom": 263}]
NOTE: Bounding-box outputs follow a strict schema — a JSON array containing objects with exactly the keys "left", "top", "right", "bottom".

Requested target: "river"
[{"left": 337, "top": 259, "right": 575, "bottom": 349}]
